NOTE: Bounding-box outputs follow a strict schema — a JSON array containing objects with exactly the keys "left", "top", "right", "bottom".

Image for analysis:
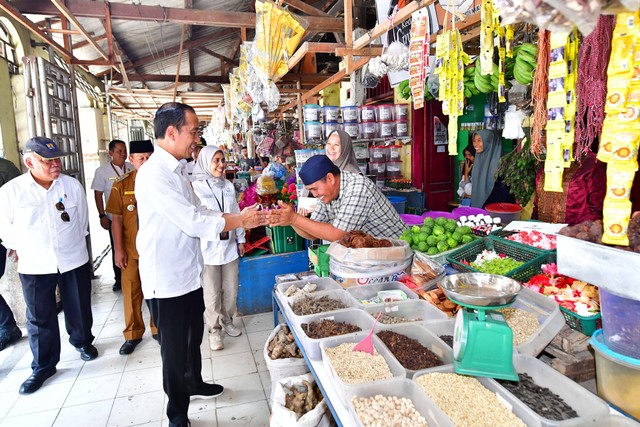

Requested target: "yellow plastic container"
[{"left": 590, "top": 329, "right": 640, "bottom": 419}]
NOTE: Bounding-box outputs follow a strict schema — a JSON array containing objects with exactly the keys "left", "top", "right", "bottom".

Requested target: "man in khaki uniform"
[{"left": 106, "top": 140, "right": 157, "bottom": 355}]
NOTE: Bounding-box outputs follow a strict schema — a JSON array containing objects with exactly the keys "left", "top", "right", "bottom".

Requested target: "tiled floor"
[{"left": 0, "top": 272, "right": 276, "bottom": 427}]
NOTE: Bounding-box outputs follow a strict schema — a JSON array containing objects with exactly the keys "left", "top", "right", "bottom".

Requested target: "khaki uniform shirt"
[{"left": 106, "top": 170, "right": 139, "bottom": 259}]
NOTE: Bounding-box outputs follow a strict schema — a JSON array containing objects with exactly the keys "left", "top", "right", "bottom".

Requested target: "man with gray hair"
[{"left": 0, "top": 137, "right": 97, "bottom": 395}]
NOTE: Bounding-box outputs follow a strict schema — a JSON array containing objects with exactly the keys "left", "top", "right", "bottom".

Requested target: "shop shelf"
[
  {"left": 346, "top": 378, "right": 453, "bottom": 427},
  {"left": 374, "top": 322, "right": 452, "bottom": 378},
  {"left": 319, "top": 332, "right": 406, "bottom": 403},
  {"left": 347, "top": 281, "right": 419, "bottom": 306},
  {"left": 446, "top": 236, "right": 545, "bottom": 277},
  {"left": 295, "top": 308, "right": 374, "bottom": 361}
]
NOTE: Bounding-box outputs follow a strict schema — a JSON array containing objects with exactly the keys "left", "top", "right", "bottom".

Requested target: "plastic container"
[
  {"left": 395, "top": 103, "right": 409, "bottom": 120},
  {"left": 322, "top": 122, "right": 340, "bottom": 139},
  {"left": 375, "top": 179, "right": 385, "bottom": 189},
  {"left": 600, "top": 288, "right": 640, "bottom": 359},
  {"left": 359, "top": 105, "right": 377, "bottom": 122},
  {"left": 320, "top": 332, "right": 406, "bottom": 403},
  {"left": 357, "top": 163, "right": 367, "bottom": 175},
  {"left": 446, "top": 236, "right": 545, "bottom": 278},
  {"left": 452, "top": 206, "right": 490, "bottom": 218},
  {"left": 296, "top": 308, "right": 375, "bottom": 361},
  {"left": 346, "top": 379, "right": 453, "bottom": 427},
  {"left": 423, "top": 319, "right": 455, "bottom": 348},
  {"left": 485, "top": 203, "right": 523, "bottom": 224},
  {"left": 347, "top": 281, "right": 418, "bottom": 305},
  {"left": 399, "top": 213, "right": 424, "bottom": 226},
  {"left": 303, "top": 104, "right": 321, "bottom": 122},
  {"left": 395, "top": 120, "right": 409, "bottom": 137},
  {"left": 368, "top": 162, "right": 386, "bottom": 178},
  {"left": 369, "top": 145, "right": 388, "bottom": 162},
  {"left": 421, "top": 210, "right": 460, "bottom": 220},
  {"left": 352, "top": 142, "right": 368, "bottom": 160},
  {"left": 341, "top": 122, "right": 360, "bottom": 139},
  {"left": 363, "top": 299, "right": 448, "bottom": 324},
  {"left": 510, "top": 286, "right": 566, "bottom": 356},
  {"left": 360, "top": 121, "right": 378, "bottom": 139},
  {"left": 376, "top": 104, "right": 395, "bottom": 121},
  {"left": 375, "top": 323, "right": 452, "bottom": 378},
  {"left": 591, "top": 330, "right": 640, "bottom": 419},
  {"left": 266, "top": 226, "right": 305, "bottom": 254},
  {"left": 379, "top": 121, "right": 395, "bottom": 138},
  {"left": 275, "top": 276, "right": 341, "bottom": 298},
  {"left": 341, "top": 105, "right": 360, "bottom": 123},
  {"left": 294, "top": 149, "right": 314, "bottom": 167},
  {"left": 386, "top": 161, "right": 402, "bottom": 178},
  {"left": 287, "top": 289, "right": 359, "bottom": 331},
  {"left": 304, "top": 121, "right": 322, "bottom": 142},
  {"left": 389, "top": 145, "right": 402, "bottom": 160},
  {"left": 490, "top": 354, "right": 610, "bottom": 427},
  {"left": 387, "top": 195, "right": 406, "bottom": 214},
  {"left": 322, "top": 105, "right": 339, "bottom": 123}
]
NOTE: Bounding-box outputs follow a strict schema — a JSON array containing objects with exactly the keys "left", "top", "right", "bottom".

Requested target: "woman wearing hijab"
[
  {"left": 457, "top": 142, "right": 476, "bottom": 206},
  {"left": 325, "top": 129, "right": 361, "bottom": 174},
  {"left": 192, "top": 146, "right": 245, "bottom": 351},
  {"left": 470, "top": 130, "right": 503, "bottom": 208}
]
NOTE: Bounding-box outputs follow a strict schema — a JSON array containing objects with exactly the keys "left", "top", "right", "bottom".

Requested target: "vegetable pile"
[
  {"left": 462, "top": 250, "right": 524, "bottom": 275},
  {"left": 523, "top": 263, "right": 599, "bottom": 317},
  {"left": 401, "top": 216, "right": 474, "bottom": 255},
  {"left": 268, "top": 326, "right": 302, "bottom": 359}
]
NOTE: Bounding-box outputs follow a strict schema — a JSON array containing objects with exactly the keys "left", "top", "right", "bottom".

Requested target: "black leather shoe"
[
  {"left": 76, "top": 344, "right": 98, "bottom": 361},
  {"left": 0, "top": 326, "right": 22, "bottom": 351},
  {"left": 19, "top": 369, "right": 56, "bottom": 394},
  {"left": 112, "top": 282, "right": 121, "bottom": 292},
  {"left": 152, "top": 334, "right": 160, "bottom": 343},
  {"left": 119, "top": 339, "right": 142, "bottom": 355}
]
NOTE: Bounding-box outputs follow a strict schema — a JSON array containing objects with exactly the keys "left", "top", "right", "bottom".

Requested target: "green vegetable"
[
  {"left": 495, "top": 137, "right": 540, "bottom": 207},
  {"left": 447, "top": 238, "right": 458, "bottom": 248},
  {"left": 437, "top": 241, "right": 449, "bottom": 252},
  {"left": 433, "top": 226, "right": 445, "bottom": 236},
  {"left": 462, "top": 235, "right": 474, "bottom": 244},
  {"left": 471, "top": 257, "right": 524, "bottom": 275}
]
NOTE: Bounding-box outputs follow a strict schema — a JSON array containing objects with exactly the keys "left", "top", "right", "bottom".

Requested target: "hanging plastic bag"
[
  {"left": 426, "top": 71, "right": 440, "bottom": 99},
  {"left": 502, "top": 105, "right": 526, "bottom": 140},
  {"left": 361, "top": 62, "right": 381, "bottom": 88},
  {"left": 382, "top": 41, "right": 409, "bottom": 72}
]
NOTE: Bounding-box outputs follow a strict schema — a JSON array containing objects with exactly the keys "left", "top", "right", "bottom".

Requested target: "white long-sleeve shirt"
[
  {"left": 192, "top": 179, "right": 246, "bottom": 265},
  {"left": 135, "top": 144, "right": 226, "bottom": 299},
  {"left": 0, "top": 173, "right": 89, "bottom": 274}
]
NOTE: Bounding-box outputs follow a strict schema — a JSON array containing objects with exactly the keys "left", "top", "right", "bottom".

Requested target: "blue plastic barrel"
[{"left": 387, "top": 196, "right": 407, "bottom": 214}]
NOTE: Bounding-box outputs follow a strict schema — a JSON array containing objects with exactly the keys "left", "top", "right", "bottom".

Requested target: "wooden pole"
[{"left": 173, "top": 25, "right": 187, "bottom": 102}]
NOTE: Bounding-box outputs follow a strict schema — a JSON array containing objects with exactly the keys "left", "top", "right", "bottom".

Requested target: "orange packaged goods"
[
  {"left": 602, "top": 199, "right": 632, "bottom": 246},
  {"left": 606, "top": 163, "right": 636, "bottom": 200},
  {"left": 610, "top": 127, "right": 640, "bottom": 167}
]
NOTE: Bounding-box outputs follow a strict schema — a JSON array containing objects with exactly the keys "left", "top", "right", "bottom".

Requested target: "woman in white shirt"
[{"left": 192, "top": 146, "right": 245, "bottom": 351}]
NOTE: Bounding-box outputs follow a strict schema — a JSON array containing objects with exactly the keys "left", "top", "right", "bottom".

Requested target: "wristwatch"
[{"left": 99, "top": 213, "right": 106, "bottom": 219}]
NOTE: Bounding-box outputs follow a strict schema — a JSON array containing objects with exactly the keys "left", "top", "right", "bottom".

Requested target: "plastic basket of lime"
[{"left": 400, "top": 216, "right": 476, "bottom": 264}]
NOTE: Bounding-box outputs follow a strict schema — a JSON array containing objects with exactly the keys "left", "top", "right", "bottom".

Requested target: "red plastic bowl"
[{"left": 484, "top": 203, "right": 522, "bottom": 213}]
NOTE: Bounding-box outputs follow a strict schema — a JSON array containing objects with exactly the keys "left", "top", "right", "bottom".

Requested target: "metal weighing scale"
[{"left": 441, "top": 273, "right": 522, "bottom": 381}]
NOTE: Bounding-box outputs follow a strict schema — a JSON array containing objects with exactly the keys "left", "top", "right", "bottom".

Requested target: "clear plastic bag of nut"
[{"left": 410, "top": 252, "right": 445, "bottom": 291}]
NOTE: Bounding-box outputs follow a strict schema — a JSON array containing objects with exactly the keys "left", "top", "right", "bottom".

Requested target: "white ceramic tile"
[
  {"left": 47, "top": 359, "right": 83, "bottom": 385},
  {"left": 252, "top": 349, "right": 268, "bottom": 373},
  {"left": 216, "top": 400, "right": 271, "bottom": 426},
  {"left": 98, "top": 322, "right": 126, "bottom": 339},
  {"left": 124, "top": 348, "right": 163, "bottom": 372},
  {"left": 214, "top": 373, "right": 266, "bottom": 409},
  {"left": 11, "top": 351, "right": 34, "bottom": 370},
  {"left": 64, "top": 373, "right": 120, "bottom": 407},
  {"left": 132, "top": 335, "right": 160, "bottom": 353},
  {"left": 186, "top": 394, "right": 218, "bottom": 417},
  {"left": 0, "top": 368, "right": 33, "bottom": 393},
  {"left": 93, "top": 336, "right": 125, "bottom": 357},
  {"left": 7, "top": 381, "right": 73, "bottom": 417},
  {"left": 107, "top": 390, "right": 164, "bottom": 427},
  {"left": 0, "top": 390, "right": 19, "bottom": 419},
  {"left": 246, "top": 330, "right": 272, "bottom": 353},
  {"left": 210, "top": 335, "right": 251, "bottom": 358},
  {"left": 59, "top": 342, "right": 85, "bottom": 363},
  {"left": 0, "top": 409, "right": 58, "bottom": 427},
  {"left": 116, "top": 367, "right": 163, "bottom": 397},
  {"left": 201, "top": 359, "right": 213, "bottom": 383},
  {"left": 92, "top": 300, "right": 118, "bottom": 314},
  {"left": 53, "top": 399, "right": 113, "bottom": 427},
  {"left": 130, "top": 422, "right": 161, "bottom": 427},
  {"left": 257, "top": 371, "right": 271, "bottom": 403},
  {"left": 77, "top": 354, "right": 126, "bottom": 380},
  {"left": 188, "top": 409, "right": 218, "bottom": 426},
  {"left": 241, "top": 313, "right": 276, "bottom": 334},
  {"left": 211, "top": 352, "right": 257, "bottom": 380}
]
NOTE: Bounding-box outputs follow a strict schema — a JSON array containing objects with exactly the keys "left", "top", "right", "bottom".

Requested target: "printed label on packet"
[
  {"left": 606, "top": 163, "right": 637, "bottom": 201},
  {"left": 602, "top": 199, "right": 632, "bottom": 246}
]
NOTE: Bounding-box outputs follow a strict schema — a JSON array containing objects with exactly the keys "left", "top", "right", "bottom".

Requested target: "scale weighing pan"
[{"left": 440, "top": 273, "right": 521, "bottom": 307}]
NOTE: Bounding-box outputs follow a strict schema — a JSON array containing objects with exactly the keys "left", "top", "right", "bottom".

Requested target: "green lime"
[
  {"left": 420, "top": 225, "right": 433, "bottom": 235},
  {"left": 436, "top": 241, "right": 449, "bottom": 252},
  {"left": 417, "top": 241, "right": 429, "bottom": 252},
  {"left": 432, "top": 225, "right": 445, "bottom": 236},
  {"left": 435, "top": 217, "right": 447, "bottom": 226},
  {"left": 427, "top": 247, "right": 439, "bottom": 255},
  {"left": 412, "top": 225, "right": 421, "bottom": 234},
  {"left": 460, "top": 226, "right": 472, "bottom": 235},
  {"left": 447, "top": 238, "right": 458, "bottom": 248},
  {"left": 438, "top": 234, "right": 448, "bottom": 242},
  {"left": 461, "top": 235, "right": 474, "bottom": 244},
  {"left": 402, "top": 235, "right": 413, "bottom": 245},
  {"left": 444, "top": 220, "right": 457, "bottom": 232},
  {"left": 426, "top": 236, "right": 438, "bottom": 247},
  {"left": 424, "top": 217, "right": 435, "bottom": 226},
  {"left": 452, "top": 232, "right": 462, "bottom": 242}
]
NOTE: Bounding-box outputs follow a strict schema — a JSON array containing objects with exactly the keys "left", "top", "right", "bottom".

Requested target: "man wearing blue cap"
[
  {"left": 269, "top": 155, "right": 406, "bottom": 241},
  {"left": 0, "top": 137, "right": 97, "bottom": 395}
]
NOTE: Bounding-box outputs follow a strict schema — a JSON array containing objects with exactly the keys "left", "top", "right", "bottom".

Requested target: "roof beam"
[
  {"left": 185, "top": 0, "right": 194, "bottom": 92},
  {"left": 72, "top": 33, "right": 107, "bottom": 49},
  {"left": 50, "top": 0, "right": 110, "bottom": 62},
  {"left": 12, "top": 0, "right": 344, "bottom": 32},
  {"left": 282, "top": 0, "right": 330, "bottom": 17},
  {"left": 0, "top": 0, "right": 72, "bottom": 60},
  {"left": 173, "top": 25, "right": 187, "bottom": 101},
  {"left": 127, "top": 74, "right": 230, "bottom": 83},
  {"left": 195, "top": 46, "right": 239, "bottom": 67}
]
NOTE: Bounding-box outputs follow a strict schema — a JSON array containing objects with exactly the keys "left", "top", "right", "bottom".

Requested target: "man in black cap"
[
  {"left": 0, "top": 137, "right": 97, "bottom": 394},
  {"left": 106, "top": 140, "right": 157, "bottom": 355},
  {"left": 269, "top": 155, "right": 406, "bottom": 241}
]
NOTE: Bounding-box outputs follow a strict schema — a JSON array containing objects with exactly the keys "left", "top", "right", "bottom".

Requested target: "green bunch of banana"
[
  {"left": 398, "top": 80, "right": 411, "bottom": 100},
  {"left": 463, "top": 66, "right": 480, "bottom": 98},
  {"left": 473, "top": 57, "right": 499, "bottom": 94},
  {"left": 514, "top": 43, "right": 538, "bottom": 85}
]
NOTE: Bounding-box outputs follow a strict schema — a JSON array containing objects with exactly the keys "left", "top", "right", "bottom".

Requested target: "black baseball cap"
[{"left": 24, "top": 137, "right": 63, "bottom": 159}]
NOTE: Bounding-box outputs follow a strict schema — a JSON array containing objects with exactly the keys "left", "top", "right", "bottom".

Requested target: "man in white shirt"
[
  {"left": 91, "top": 139, "right": 133, "bottom": 291},
  {"left": 136, "top": 102, "right": 268, "bottom": 427},
  {"left": 0, "top": 137, "right": 97, "bottom": 395}
]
